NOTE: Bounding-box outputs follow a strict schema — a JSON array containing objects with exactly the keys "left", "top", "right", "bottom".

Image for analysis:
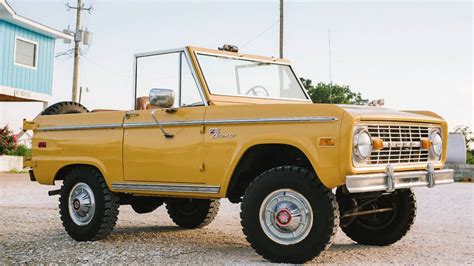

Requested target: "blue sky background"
[{"left": 1, "top": 0, "right": 472, "bottom": 132}]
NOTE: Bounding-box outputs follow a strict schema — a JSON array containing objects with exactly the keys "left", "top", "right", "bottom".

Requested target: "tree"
[{"left": 300, "top": 78, "right": 366, "bottom": 105}]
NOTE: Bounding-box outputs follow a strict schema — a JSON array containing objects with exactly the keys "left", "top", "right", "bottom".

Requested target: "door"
[
  {"left": 123, "top": 107, "right": 205, "bottom": 183},
  {"left": 123, "top": 49, "right": 207, "bottom": 184}
]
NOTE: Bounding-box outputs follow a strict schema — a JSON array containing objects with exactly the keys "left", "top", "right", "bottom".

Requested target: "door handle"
[{"left": 125, "top": 111, "right": 140, "bottom": 119}]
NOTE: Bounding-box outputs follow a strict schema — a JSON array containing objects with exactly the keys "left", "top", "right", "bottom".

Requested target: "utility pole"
[
  {"left": 66, "top": 1, "right": 92, "bottom": 102},
  {"left": 279, "top": 0, "right": 284, "bottom": 59},
  {"left": 72, "top": 0, "right": 82, "bottom": 102}
]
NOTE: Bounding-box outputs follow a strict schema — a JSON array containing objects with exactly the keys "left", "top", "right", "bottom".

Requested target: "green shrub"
[
  {"left": 467, "top": 151, "right": 474, "bottom": 165},
  {"left": 10, "top": 144, "right": 32, "bottom": 157}
]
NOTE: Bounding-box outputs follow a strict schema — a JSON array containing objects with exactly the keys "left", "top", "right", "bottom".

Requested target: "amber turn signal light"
[
  {"left": 318, "top": 138, "right": 336, "bottom": 147},
  {"left": 372, "top": 138, "right": 384, "bottom": 150},
  {"left": 421, "top": 138, "right": 431, "bottom": 149}
]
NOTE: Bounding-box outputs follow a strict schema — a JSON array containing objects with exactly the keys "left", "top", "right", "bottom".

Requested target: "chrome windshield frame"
[
  {"left": 132, "top": 47, "right": 208, "bottom": 110},
  {"left": 194, "top": 51, "right": 312, "bottom": 103}
]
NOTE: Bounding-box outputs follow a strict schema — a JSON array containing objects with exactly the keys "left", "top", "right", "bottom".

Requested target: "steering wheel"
[{"left": 245, "top": 85, "right": 270, "bottom": 97}]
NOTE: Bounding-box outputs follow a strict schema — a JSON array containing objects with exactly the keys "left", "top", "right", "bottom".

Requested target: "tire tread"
[
  {"left": 59, "top": 166, "right": 119, "bottom": 241},
  {"left": 240, "top": 166, "right": 339, "bottom": 263},
  {"left": 338, "top": 188, "right": 416, "bottom": 246},
  {"left": 166, "top": 199, "right": 220, "bottom": 229},
  {"left": 41, "top": 101, "right": 88, "bottom": 116}
]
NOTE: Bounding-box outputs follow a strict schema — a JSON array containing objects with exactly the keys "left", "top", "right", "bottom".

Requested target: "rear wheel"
[
  {"left": 41, "top": 101, "right": 88, "bottom": 115},
  {"left": 59, "top": 166, "right": 119, "bottom": 241},
  {"left": 336, "top": 188, "right": 416, "bottom": 246},
  {"left": 240, "top": 166, "right": 339, "bottom": 263},
  {"left": 166, "top": 198, "right": 220, "bottom": 228}
]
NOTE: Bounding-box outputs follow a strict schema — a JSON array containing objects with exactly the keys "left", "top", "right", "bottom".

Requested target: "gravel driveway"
[{"left": 0, "top": 173, "right": 473, "bottom": 264}]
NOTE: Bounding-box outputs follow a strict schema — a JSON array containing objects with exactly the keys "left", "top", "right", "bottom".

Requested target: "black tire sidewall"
[
  {"left": 59, "top": 168, "right": 107, "bottom": 241},
  {"left": 241, "top": 167, "right": 336, "bottom": 262},
  {"left": 340, "top": 189, "right": 416, "bottom": 245},
  {"left": 166, "top": 199, "right": 218, "bottom": 228}
]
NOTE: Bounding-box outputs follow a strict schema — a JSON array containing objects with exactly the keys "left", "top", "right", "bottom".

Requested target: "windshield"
[{"left": 195, "top": 54, "right": 309, "bottom": 101}]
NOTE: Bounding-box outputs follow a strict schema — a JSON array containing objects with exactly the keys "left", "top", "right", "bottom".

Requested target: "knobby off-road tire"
[
  {"left": 240, "top": 166, "right": 339, "bottom": 264},
  {"left": 41, "top": 101, "right": 88, "bottom": 115},
  {"left": 336, "top": 188, "right": 416, "bottom": 246},
  {"left": 59, "top": 166, "right": 119, "bottom": 241},
  {"left": 131, "top": 197, "right": 164, "bottom": 214},
  {"left": 166, "top": 198, "right": 220, "bottom": 228}
]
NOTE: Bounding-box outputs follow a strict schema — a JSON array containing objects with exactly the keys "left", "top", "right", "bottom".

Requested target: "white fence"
[{"left": 0, "top": 155, "right": 23, "bottom": 172}]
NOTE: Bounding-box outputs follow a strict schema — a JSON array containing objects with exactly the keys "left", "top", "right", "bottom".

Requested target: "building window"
[{"left": 14, "top": 37, "right": 37, "bottom": 69}]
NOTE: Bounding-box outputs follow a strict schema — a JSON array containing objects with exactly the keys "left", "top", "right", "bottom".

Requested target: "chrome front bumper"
[{"left": 346, "top": 164, "right": 454, "bottom": 193}]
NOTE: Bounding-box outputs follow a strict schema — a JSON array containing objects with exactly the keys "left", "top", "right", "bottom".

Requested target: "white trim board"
[{"left": 0, "top": 85, "right": 51, "bottom": 102}]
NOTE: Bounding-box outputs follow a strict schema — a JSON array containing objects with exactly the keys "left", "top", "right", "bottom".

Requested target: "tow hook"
[{"left": 48, "top": 189, "right": 61, "bottom": 196}]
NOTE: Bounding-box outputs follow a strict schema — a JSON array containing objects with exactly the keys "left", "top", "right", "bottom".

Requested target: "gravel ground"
[{"left": 0, "top": 173, "right": 473, "bottom": 264}]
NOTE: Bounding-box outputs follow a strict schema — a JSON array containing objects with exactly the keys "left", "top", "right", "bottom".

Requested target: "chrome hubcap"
[
  {"left": 68, "top": 182, "right": 95, "bottom": 226},
  {"left": 259, "top": 189, "right": 313, "bottom": 245}
]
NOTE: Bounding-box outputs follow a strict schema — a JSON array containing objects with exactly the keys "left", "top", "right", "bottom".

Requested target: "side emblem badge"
[{"left": 209, "top": 128, "right": 236, "bottom": 139}]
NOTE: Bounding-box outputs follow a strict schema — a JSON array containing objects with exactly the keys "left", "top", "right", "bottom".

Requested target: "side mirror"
[{"left": 149, "top": 88, "right": 175, "bottom": 108}]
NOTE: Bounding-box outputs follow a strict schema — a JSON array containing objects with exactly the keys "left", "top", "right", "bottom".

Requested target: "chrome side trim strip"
[
  {"left": 205, "top": 117, "right": 338, "bottom": 125},
  {"left": 111, "top": 182, "right": 220, "bottom": 194},
  {"left": 123, "top": 116, "right": 337, "bottom": 128},
  {"left": 37, "top": 123, "right": 123, "bottom": 132},
  {"left": 38, "top": 116, "right": 338, "bottom": 131},
  {"left": 123, "top": 120, "right": 203, "bottom": 128}
]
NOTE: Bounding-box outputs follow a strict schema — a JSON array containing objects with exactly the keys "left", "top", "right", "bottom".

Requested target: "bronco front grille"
[{"left": 367, "top": 125, "right": 430, "bottom": 165}]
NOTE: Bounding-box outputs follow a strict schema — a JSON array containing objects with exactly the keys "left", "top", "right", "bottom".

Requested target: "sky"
[{"left": 0, "top": 0, "right": 472, "bottom": 133}]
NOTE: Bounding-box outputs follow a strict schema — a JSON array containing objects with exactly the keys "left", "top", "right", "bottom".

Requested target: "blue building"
[{"left": 0, "top": 0, "right": 71, "bottom": 103}]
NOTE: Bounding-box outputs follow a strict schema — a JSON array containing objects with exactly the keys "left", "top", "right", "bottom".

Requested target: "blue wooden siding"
[{"left": 0, "top": 20, "right": 55, "bottom": 95}]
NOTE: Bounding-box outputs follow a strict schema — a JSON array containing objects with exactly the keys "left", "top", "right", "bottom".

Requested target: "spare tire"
[{"left": 41, "top": 102, "right": 88, "bottom": 116}]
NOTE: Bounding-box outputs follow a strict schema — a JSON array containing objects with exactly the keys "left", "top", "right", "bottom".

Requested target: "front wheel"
[
  {"left": 240, "top": 166, "right": 339, "bottom": 263},
  {"left": 336, "top": 188, "right": 416, "bottom": 246}
]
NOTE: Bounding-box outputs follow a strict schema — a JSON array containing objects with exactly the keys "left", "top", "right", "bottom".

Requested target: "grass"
[{"left": 3, "top": 169, "right": 29, "bottom": 174}]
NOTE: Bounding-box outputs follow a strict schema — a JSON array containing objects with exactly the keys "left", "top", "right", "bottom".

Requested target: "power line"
[
  {"left": 240, "top": 19, "right": 280, "bottom": 49},
  {"left": 81, "top": 55, "right": 131, "bottom": 79}
]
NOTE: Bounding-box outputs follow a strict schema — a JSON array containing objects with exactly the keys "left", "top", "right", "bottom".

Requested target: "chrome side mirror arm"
[{"left": 151, "top": 109, "right": 174, "bottom": 139}]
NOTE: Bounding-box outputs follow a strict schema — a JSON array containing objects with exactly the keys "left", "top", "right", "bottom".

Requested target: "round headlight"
[
  {"left": 353, "top": 129, "right": 372, "bottom": 160},
  {"left": 429, "top": 130, "right": 442, "bottom": 158}
]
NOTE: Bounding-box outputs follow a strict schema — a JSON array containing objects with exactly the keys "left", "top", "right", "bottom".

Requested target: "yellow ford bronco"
[{"left": 24, "top": 45, "right": 453, "bottom": 263}]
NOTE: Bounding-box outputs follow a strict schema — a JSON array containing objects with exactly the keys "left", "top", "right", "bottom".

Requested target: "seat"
[{"left": 136, "top": 96, "right": 149, "bottom": 110}]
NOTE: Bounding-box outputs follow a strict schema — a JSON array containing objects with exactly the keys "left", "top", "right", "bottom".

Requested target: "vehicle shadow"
[
  {"left": 330, "top": 242, "right": 375, "bottom": 250},
  {"left": 113, "top": 225, "right": 183, "bottom": 234},
  {"left": 16, "top": 224, "right": 385, "bottom": 264},
  {"left": 108, "top": 224, "right": 377, "bottom": 252}
]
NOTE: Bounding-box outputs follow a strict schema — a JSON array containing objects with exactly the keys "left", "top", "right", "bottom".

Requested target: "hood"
[{"left": 338, "top": 105, "right": 445, "bottom": 124}]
